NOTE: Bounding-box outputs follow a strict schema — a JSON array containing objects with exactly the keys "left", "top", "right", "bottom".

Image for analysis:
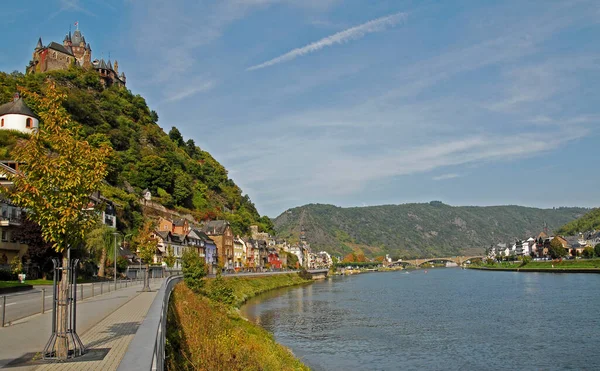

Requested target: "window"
[
  {"left": 26, "top": 118, "right": 32, "bottom": 128},
  {"left": 1, "top": 118, "right": 3, "bottom": 127},
  {"left": 1, "top": 230, "right": 6, "bottom": 242}
]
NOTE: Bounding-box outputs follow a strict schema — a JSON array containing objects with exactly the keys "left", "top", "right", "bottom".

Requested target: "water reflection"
[{"left": 241, "top": 270, "right": 600, "bottom": 370}]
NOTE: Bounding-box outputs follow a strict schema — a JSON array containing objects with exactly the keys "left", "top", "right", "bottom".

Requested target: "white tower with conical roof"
[{"left": 0, "top": 93, "right": 39, "bottom": 134}]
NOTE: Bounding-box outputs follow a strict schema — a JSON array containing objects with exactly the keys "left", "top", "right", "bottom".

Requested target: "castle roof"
[
  {"left": 47, "top": 42, "right": 74, "bottom": 56},
  {"left": 72, "top": 30, "right": 85, "bottom": 46},
  {"left": 0, "top": 95, "right": 39, "bottom": 120},
  {"left": 35, "top": 38, "right": 43, "bottom": 50}
]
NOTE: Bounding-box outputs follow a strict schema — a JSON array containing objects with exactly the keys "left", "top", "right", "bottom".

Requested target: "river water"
[{"left": 241, "top": 269, "right": 600, "bottom": 370}]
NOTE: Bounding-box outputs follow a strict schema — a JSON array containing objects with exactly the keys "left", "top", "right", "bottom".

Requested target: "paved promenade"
[{"left": 0, "top": 279, "right": 162, "bottom": 370}]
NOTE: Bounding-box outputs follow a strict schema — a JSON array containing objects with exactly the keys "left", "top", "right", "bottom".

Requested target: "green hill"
[
  {"left": 556, "top": 208, "right": 600, "bottom": 236},
  {"left": 273, "top": 202, "right": 588, "bottom": 258},
  {"left": 0, "top": 68, "right": 273, "bottom": 235}
]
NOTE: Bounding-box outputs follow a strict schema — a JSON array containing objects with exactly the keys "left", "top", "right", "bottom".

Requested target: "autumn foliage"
[
  {"left": 5, "top": 81, "right": 110, "bottom": 252},
  {"left": 342, "top": 252, "right": 367, "bottom": 263}
]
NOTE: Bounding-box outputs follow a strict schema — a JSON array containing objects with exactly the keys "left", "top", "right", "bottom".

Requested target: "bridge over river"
[{"left": 391, "top": 256, "right": 484, "bottom": 267}]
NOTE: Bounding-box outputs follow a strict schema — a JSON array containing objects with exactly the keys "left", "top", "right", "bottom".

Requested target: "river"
[{"left": 241, "top": 269, "right": 600, "bottom": 370}]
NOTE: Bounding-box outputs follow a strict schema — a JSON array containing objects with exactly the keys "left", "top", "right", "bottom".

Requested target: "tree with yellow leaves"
[
  {"left": 3, "top": 81, "right": 110, "bottom": 359},
  {"left": 130, "top": 220, "right": 158, "bottom": 291}
]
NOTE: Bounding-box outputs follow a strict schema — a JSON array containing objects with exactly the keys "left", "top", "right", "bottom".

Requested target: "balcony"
[{"left": 0, "top": 215, "right": 21, "bottom": 226}]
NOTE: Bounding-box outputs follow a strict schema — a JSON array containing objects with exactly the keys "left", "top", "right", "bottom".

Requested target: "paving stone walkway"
[
  {"left": 0, "top": 279, "right": 163, "bottom": 370},
  {"left": 35, "top": 289, "right": 158, "bottom": 371}
]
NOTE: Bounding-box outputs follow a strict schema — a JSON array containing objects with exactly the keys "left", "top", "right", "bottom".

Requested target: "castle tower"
[
  {"left": 114, "top": 60, "right": 118, "bottom": 74},
  {"left": 82, "top": 46, "right": 92, "bottom": 69},
  {"left": 63, "top": 32, "right": 72, "bottom": 48},
  {"left": 0, "top": 93, "right": 40, "bottom": 134}
]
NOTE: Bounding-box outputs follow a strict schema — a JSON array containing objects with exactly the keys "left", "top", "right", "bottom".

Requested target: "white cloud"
[
  {"left": 433, "top": 174, "right": 460, "bottom": 181},
  {"left": 246, "top": 12, "right": 407, "bottom": 71},
  {"left": 165, "top": 81, "right": 216, "bottom": 102}
]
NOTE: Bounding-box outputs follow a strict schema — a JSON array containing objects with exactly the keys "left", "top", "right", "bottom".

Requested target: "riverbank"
[
  {"left": 166, "top": 273, "right": 312, "bottom": 371},
  {"left": 469, "top": 258, "right": 600, "bottom": 273}
]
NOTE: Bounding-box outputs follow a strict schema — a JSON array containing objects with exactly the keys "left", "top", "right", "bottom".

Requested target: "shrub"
[
  {"left": 582, "top": 246, "right": 595, "bottom": 259},
  {"left": 202, "top": 273, "right": 234, "bottom": 305},
  {"left": 297, "top": 268, "right": 312, "bottom": 280},
  {"left": 116, "top": 256, "right": 129, "bottom": 273},
  {"left": 0, "top": 268, "right": 16, "bottom": 281},
  {"left": 519, "top": 255, "right": 531, "bottom": 267},
  {"left": 10, "top": 256, "right": 23, "bottom": 275},
  {"left": 181, "top": 250, "right": 207, "bottom": 293}
]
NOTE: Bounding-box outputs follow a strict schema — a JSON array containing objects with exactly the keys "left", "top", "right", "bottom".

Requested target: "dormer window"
[{"left": 26, "top": 118, "right": 32, "bottom": 128}]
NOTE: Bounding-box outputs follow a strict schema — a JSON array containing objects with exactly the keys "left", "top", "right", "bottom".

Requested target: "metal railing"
[
  {"left": 0, "top": 275, "right": 152, "bottom": 327},
  {"left": 117, "top": 273, "right": 182, "bottom": 371}
]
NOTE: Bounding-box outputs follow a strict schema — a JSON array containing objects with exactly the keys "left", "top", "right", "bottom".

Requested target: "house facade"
[
  {"left": 202, "top": 220, "right": 234, "bottom": 270},
  {"left": 233, "top": 237, "right": 246, "bottom": 269}
]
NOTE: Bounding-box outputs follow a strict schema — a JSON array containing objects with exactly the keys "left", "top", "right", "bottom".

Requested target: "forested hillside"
[
  {"left": 274, "top": 202, "right": 587, "bottom": 258},
  {"left": 556, "top": 208, "right": 600, "bottom": 236},
  {"left": 0, "top": 68, "right": 272, "bottom": 234}
]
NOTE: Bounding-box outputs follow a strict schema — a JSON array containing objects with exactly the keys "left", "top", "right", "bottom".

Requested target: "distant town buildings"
[{"left": 487, "top": 229, "right": 599, "bottom": 260}]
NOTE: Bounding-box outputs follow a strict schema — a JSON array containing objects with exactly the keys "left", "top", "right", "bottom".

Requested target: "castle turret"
[
  {"left": 82, "top": 47, "right": 92, "bottom": 69},
  {"left": 63, "top": 32, "right": 72, "bottom": 47},
  {"left": 114, "top": 60, "right": 119, "bottom": 74},
  {"left": 35, "top": 38, "right": 43, "bottom": 50}
]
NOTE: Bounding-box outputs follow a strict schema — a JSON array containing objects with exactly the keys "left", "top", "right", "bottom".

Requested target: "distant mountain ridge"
[{"left": 273, "top": 202, "right": 588, "bottom": 258}]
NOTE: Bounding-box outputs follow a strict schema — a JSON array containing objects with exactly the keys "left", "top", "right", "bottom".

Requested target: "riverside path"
[{"left": 0, "top": 279, "right": 163, "bottom": 370}]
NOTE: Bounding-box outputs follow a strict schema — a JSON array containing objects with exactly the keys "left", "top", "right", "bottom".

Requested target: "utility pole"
[{"left": 113, "top": 232, "right": 120, "bottom": 291}]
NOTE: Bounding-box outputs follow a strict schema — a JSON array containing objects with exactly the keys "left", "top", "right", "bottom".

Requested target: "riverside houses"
[
  {"left": 233, "top": 237, "right": 246, "bottom": 269},
  {"left": 202, "top": 220, "right": 234, "bottom": 271},
  {"left": 244, "top": 238, "right": 258, "bottom": 271}
]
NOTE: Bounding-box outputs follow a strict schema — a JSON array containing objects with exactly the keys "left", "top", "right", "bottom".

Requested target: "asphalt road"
[{"left": 0, "top": 278, "right": 146, "bottom": 325}]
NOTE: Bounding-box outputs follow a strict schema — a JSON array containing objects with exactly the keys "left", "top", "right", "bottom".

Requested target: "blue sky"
[{"left": 1, "top": 0, "right": 599, "bottom": 216}]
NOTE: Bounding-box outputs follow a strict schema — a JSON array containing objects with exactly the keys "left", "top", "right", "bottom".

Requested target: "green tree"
[
  {"left": 181, "top": 249, "right": 207, "bottom": 293},
  {"left": 85, "top": 221, "right": 114, "bottom": 277},
  {"left": 582, "top": 246, "right": 594, "bottom": 259},
  {"left": 168, "top": 126, "right": 185, "bottom": 147},
  {"left": 131, "top": 220, "right": 157, "bottom": 291},
  {"left": 173, "top": 170, "right": 193, "bottom": 207},
  {"left": 185, "top": 139, "right": 197, "bottom": 157},
  {"left": 548, "top": 238, "right": 567, "bottom": 259},
  {"left": 595, "top": 243, "right": 600, "bottom": 258},
  {"left": 3, "top": 81, "right": 110, "bottom": 359},
  {"left": 164, "top": 245, "right": 176, "bottom": 268},
  {"left": 150, "top": 110, "right": 159, "bottom": 123}
]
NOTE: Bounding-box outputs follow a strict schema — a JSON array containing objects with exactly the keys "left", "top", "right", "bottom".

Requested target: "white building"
[
  {"left": 289, "top": 245, "right": 304, "bottom": 267},
  {"left": 0, "top": 93, "right": 39, "bottom": 134}
]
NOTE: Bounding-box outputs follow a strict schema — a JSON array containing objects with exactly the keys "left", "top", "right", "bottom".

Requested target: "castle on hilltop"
[{"left": 26, "top": 26, "right": 126, "bottom": 87}]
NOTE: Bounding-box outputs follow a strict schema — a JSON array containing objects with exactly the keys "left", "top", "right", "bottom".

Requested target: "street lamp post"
[{"left": 112, "top": 232, "right": 121, "bottom": 291}]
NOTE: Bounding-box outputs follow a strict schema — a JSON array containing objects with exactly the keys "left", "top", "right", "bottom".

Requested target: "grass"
[
  {"left": 166, "top": 274, "right": 312, "bottom": 371},
  {"left": 204, "top": 274, "right": 313, "bottom": 308},
  {"left": 475, "top": 258, "right": 600, "bottom": 270},
  {"left": 523, "top": 259, "right": 600, "bottom": 269}
]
